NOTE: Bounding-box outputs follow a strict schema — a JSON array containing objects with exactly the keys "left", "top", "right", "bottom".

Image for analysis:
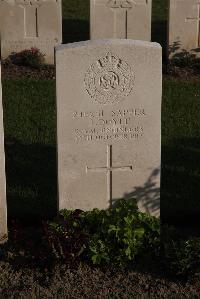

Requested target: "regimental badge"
[{"left": 84, "top": 52, "right": 134, "bottom": 105}]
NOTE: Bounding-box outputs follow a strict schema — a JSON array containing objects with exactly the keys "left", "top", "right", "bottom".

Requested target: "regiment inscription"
[{"left": 72, "top": 108, "right": 145, "bottom": 143}]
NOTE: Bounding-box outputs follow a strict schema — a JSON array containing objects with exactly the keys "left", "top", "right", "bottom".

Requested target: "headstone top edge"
[
  {"left": 0, "top": 0, "right": 60, "bottom": 2},
  {"left": 56, "top": 39, "right": 162, "bottom": 52},
  {"left": 169, "top": 0, "right": 198, "bottom": 1},
  {"left": 90, "top": 0, "right": 153, "bottom": 3}
]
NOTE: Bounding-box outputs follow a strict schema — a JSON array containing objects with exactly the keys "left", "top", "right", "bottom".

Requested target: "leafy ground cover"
[
  {"left": 0, "top": 201, "right": 200, "bottom": 298},
  {"left": 0, "top": 206, "right": 200, "bottom": 298}
]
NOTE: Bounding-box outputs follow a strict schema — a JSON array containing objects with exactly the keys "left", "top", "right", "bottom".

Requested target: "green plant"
[
  {"left": 169, "top": 50, "right": 200, "bottom": 70},
  {"left": 9, "top": 47, "right": 45, "bottom": 68},
  {"left": 163, "top": 233, "right": 200, "bottom": 277},
  {"left": 46, "top": 199, "right": 160, "bottom": 266},
  {"left": 44, "top": 209, "right": 89, "bottom": 261}
]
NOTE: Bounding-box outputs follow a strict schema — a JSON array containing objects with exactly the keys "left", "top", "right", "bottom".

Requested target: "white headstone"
[
  {"left": 90, "top": 0, "right": 152, "bottom": 41},
  {"left": 0, "top": 62, "right": 7, "bottom": 244},
  {"left": 168, "top": 0, "right": 200, "bottom": 58},
  {"left": 56, "top": 39, "right": 161, "bottom": 217},
  {"left": 0, "top": 0, "right": 62, "bottom": 64}
]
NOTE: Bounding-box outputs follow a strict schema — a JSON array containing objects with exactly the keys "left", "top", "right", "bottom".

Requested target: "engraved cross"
[
  {"left": 107, "top": 0, "right": 148, "bottom": 38},
  {"left": 17, "top": 0, "right": 41, "bottom": 38},
  {"left": 186, "top": 3, "right": 200, "bottom": 47},
  {"left": 86, "top": 145, "right": 133, "bottom": 206}
]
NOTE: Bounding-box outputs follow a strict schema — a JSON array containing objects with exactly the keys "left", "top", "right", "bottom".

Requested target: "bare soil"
[
  {"left": 1, "top": 61, "right": 55, "bottom": 80},
  {"left": 163, "top": 65, "right": 200, "bottom": 81},
  {"left": 1, "top": 220, "right": 200, "bottom": 299},
  {"left": 0, "top": 261, "right": 200, "bottom": 299}
]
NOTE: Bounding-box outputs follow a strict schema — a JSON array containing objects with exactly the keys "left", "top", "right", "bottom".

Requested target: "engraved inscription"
[
  {"left": 75, "top": 126, "right": 143, "bottom": 142},
  {"left": 72, "top": 108, "right": 146, "bottom": 143},
  {"left": 100, "top": 71, "right": 119, "bottom": 90},
  {"left": 86, "top": 144, "right": 132, "bottom": 205},
  {"left": 84, "top": 52, "right": 134, "bottom": 105}
]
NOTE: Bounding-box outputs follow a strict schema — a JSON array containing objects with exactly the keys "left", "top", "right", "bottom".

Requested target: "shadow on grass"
[
  {"left": 162, "top": 138, "right": 200, "bottom": 227},
  {"left": 5, "top": 142, "right": 57, "bottom": 223},
  {"left": 4, "top": 137, "right": 200, "bottom": 227},
  {"left": 62, "top": 19, "right": 90, "bottom": 44}
]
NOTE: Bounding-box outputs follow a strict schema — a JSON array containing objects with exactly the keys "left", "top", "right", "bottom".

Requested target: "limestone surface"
[
  {"left": 56, "top": 39, "right": 162, "bottom": 217},
  {"left": 90, "top": 0, "right": 152, "bottom": 41},
  {"left": 168, "top": 0, "right": 200, "bottom": 58},
  {"left": 0, "top": 0, "right": 62, "bottom": 64},
  {"left": 0, "top": 62, "right": 7, "bottom": 244}
]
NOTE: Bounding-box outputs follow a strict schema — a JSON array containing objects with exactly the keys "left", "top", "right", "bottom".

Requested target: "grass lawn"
[
  {"left": 2, "top": 78, "right": 200, "bottom": 225},
  {"left": 2, "top": 80, "right": 57, "bottom": 221},
  {"left": 1, "top": 0, "right": 200, "bottom": 225},
  {"left": 162, "top": 80, "right": 200, "bottom": 224}
]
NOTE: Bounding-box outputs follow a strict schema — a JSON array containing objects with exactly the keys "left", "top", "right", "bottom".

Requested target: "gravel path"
[{"left": 0, "top": 262, "right": 199, "bottom": 298}]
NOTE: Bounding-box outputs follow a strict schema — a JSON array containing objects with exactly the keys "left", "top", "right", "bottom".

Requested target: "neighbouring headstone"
[
  {"left": 168, "top": 0, "right": 200, "bottom": 58},
  {"left": 56, "top": 39, "right": 161, "bottom": 217},
  {"left": 90, "top": 0, "right": 152, "bottom": 41},
  {"left": 0, "top": 0, "right": 62, "bottom": 64},
  {"left": 0, "top": 62, "right": 7, "bottom": 244}
]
